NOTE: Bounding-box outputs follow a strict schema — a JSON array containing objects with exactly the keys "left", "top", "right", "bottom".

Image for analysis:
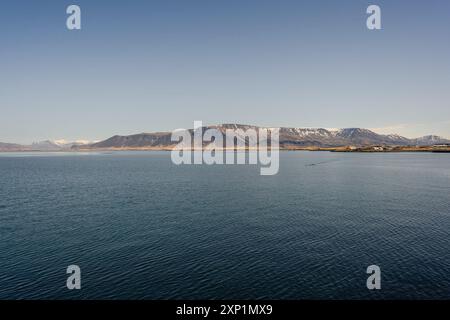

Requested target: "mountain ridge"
[
  {"left": 0, "top": 140, "right": 92, "bottom": 152},
  {"left": 78, "top": 124, "right": 450, "bottom": 150},
  {"left": 1, "top": 125, "right": 449, "bottom": 151}
]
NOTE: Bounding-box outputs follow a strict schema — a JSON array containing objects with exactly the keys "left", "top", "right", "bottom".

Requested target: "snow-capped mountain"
[
  {"left": 412, "top": 135, "right": 450, "bottom": 146},
  {"left": 2, "top": 125, "right": 449, "bottom": 151},
  {"left": 77, "top": 124, "right": 450, "bottom": 149},
  {"left": 0, "top": 140, "right": 93, "bottom": 151}
]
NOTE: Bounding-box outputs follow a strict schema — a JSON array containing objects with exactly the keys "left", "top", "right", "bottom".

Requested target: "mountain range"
[
  {"left": 0, "top": 140, "right": 91, "bottom": 152},
  {"left": 1, "top": 124, "right": 449, "bottom": 152}
]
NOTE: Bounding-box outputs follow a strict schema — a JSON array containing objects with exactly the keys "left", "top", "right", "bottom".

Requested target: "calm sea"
[{"left": 0, "top": 151, "right": 449, "bottom": 299}]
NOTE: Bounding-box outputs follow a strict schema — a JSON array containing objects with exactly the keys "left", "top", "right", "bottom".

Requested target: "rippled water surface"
[{"left": 1, "top": 151, "right": 450, "bottom": 299}]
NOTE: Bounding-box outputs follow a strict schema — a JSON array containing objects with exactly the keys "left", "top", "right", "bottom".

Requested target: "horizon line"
[{"left": 1, "top": 123, "right": 449, "bottom": 145}]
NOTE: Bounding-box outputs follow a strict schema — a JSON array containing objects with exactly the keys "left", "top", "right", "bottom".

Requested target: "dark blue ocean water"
[{"left": 0, "top": 151, "right": 450, "bottom": 299}]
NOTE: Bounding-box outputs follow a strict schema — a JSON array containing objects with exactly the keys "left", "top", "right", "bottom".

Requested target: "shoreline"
[{"left": 1, "top": 146, "right": 450, "bottom": 153}]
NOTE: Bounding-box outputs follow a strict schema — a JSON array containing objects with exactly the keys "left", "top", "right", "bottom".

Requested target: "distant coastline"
[
  {"left": 1, "top": 145, "right": 449, "bottom": 153},
  {"left": 2, "top": 124, "right": 450, "bottom": 153}
]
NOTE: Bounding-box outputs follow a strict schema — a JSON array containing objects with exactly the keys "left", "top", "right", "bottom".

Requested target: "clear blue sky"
[{"left": 1, "top": 0, "right": 449, "bottom": 143}]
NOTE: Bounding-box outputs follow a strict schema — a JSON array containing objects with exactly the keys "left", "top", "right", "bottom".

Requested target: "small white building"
[{"left": 433, "top": 144, "right": 450, "bottom": 148}]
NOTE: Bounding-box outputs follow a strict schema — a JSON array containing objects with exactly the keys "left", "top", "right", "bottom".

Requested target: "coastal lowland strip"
[{"left": 1, "top": 124, "right": 450, "bottom": 153}]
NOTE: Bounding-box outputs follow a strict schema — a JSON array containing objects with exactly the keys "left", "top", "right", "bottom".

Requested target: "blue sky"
[{"left": 1, "top": 0, "right": 449, "bottom": 143}]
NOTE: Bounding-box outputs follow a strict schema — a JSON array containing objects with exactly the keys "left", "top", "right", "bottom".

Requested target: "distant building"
[{"left": 433, "top": 144, "right": 450, "bottom": 148}]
